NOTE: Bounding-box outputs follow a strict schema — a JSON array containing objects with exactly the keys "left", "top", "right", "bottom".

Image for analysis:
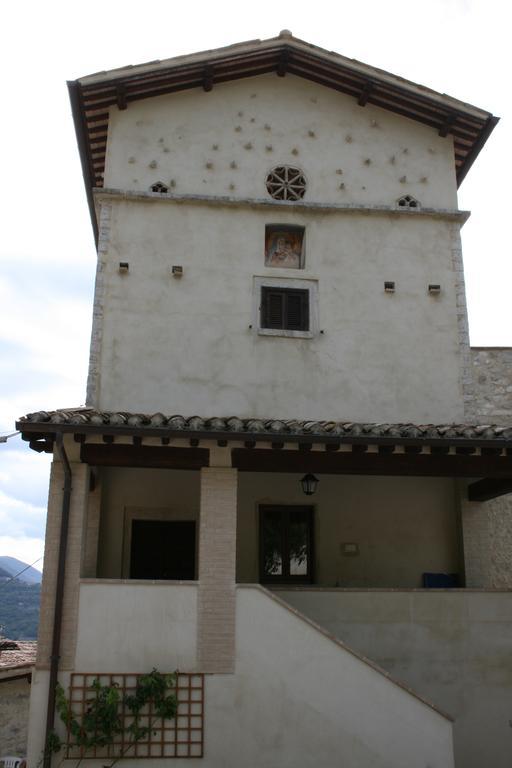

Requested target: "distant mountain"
[
  {"left": 0, "top": 556, "right": 42, "bottom": 584},
  {"left": 0, "top": 579, "right": 40, "bottom": 639}
]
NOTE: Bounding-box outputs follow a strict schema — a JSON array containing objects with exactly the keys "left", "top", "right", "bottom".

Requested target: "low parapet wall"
[
  {"left": 222, "top": 585, "right": 454, "bottom": 768},
  {"left": 277, "top": 588, "right": 512, "bottom": 768}
]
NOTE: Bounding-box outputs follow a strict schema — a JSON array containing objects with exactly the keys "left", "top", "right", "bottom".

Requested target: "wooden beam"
[
  {"left": 0, "top": 672, "right": 32, "bottom": 685},
  {"left": 29, "top": 439, "right": 53, "bottom": 454},
  {"left": 455, "top": 446, "right": 475, "bottom": 455},
  {"left": 202, "top": 66, "right": 213, "bottom": 92},
  {"left": 116, "top": 83, "right": 127, "bottom": 110},
  {"left": 357, "top": 80, "right": 373, "bottom": 107},
  {"left": 481, "top": 447, "right": 503, "bottom": 456},
  {"left": 439, "top": 112, "right": 456, "bottom": 137},
  {"left": 80, "top": 443, "right": 209, "bottom": 470},
  {"left": 231, "top": 448, "right": 512, "bottom": 478},
  {"left": 277, "top": 50, "right": 288, "bottom": 77},
  {"left": 378, "top": 445, "right": 395, "bottom": 454},
  {"left": 468, "top": 478, "right": 512, "bottom": 502}
]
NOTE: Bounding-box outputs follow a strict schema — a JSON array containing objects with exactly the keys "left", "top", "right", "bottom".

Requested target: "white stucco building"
[{"left": 18, "top": 32, "right": 512, "bottom": 768}]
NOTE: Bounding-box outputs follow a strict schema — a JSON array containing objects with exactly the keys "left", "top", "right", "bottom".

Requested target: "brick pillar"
[
  {"left": 197, "top": 466, "right": 238, "bottom": 673},
  {"left": 82, "top": 471, "right": 101, "bottom": 578},
  {"left": 36, "top": 460, "right": 89, "bottom": 671},
  {"left": 461, "top": 494, "right": 512, "bottom": 588}
]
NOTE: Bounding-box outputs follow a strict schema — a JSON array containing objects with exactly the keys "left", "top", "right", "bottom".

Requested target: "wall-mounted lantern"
[{"left": 301, "top": 473, "right": 319, "bottom": 496}]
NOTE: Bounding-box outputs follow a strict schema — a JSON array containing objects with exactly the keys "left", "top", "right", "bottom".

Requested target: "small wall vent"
[
  {"left": 397, "top": 194, "right": 420, "bottom": 209},
  {"left": 150, "top": 181, "right": 169, "bottom": 194}
]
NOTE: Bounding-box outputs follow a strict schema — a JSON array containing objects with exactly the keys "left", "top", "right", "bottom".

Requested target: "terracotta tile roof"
[
  {"left": 0, "top": 640, "right": 37, "bottom": 672},
  {"left": 16, "top": 408, "right": 512, "bottom": 445}
]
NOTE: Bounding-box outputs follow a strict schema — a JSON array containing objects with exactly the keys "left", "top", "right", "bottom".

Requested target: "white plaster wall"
[
  {"left": 94, "top": 199, "right": 464, "bottom": 422},
  {"left": 203, "top": 586, "right": 453, "bottom": 768},
  {"left": 26, "top": 669, "right": 53, "bottom": 768},
  {"left": 74, "top": 582, "right": 198, "bottom": 672},
  {"left": 237, "top": 472, "right": 461, "bottom": 587},
  {"left": 104, "top": 74, "right": 458, "bottom": 209},
  {"left": 29, "top": 588, "right": 454, "bottom": 768},
  {"left": 278, "top": 589, "right": 512, "bottom": 768},
  {"left": 97, "top": 467, "right": 200, "bottom": 578},
  {"left": 0, "top": 677, "right": 31, "bottom": 755}
]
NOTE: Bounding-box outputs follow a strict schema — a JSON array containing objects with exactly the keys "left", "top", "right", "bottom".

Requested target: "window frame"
[
  {"left": 260, "top": 286, "right": 310, "bottom": 332},
  {"left": 259, "top": 504, "right": 315, "bottom": 585},
  {"left": 253, "top": 276, "right": 319, "bottom": 339}
]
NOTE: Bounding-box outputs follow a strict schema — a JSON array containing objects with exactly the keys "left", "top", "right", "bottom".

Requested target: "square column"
[
  {"left": 27, "top": 457, "right": 90, "bottom": 767},
  {"left": 197, "top": 465, "right": 238, "bottom": 673},
  {"left": 36, "top": 459, "right": 89, "bottom": 670}
]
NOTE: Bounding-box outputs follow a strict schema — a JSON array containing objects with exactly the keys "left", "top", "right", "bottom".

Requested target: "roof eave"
[
  {"left": 68, "top": 81, "right": 99, "bottom": 246},
  {"left": 15, "top": 417, "right": 512, "bottom": 451},
  {"left": 68, "top": 34, "right": 499, "bottom": 245}
]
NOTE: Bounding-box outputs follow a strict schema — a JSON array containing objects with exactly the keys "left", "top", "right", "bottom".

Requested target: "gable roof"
[
  {"left": 0, "top": 640, "right": 37, "bottom": 680},
  {"left": 68, "top": 31, "right": 498, "bottom": 242}
]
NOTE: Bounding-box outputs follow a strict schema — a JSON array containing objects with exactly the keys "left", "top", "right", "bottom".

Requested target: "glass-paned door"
[{"left": 259, "top": 505, "right": 314, "bottom": 583}]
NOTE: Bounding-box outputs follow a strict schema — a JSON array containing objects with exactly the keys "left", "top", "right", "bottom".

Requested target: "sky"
[{"left": 0, "top": 0, "right": 510, "bottom": 571}]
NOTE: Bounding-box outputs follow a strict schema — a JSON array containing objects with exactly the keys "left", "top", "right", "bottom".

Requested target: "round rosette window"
[{"left": 265, "top": 166, "right": 307, "bottom": 201}]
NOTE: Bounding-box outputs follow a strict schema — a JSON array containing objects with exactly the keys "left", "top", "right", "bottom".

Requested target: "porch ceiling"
[{"left": 16, "top": 408, "right": 512, "bottom": 482}]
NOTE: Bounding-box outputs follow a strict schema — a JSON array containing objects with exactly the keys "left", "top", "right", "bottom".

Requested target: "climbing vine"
[{"left": 46, "top": 669, "right": 177, "bottom": 765}]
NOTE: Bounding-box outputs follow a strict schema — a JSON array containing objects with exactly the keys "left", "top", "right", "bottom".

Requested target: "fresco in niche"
[{"left": 265, "top": 225, "right": 305, "bottom": 269}]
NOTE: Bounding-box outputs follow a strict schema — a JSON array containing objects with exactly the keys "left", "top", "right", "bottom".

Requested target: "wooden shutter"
[
  {"left": 285, "top": 290, "right": 308, "bottom": 330},
  {"left": 261, "top": 287, "right": 309, "bottom": 331},
  {"left": 267, "top": 290, "right": 285, "bottom": 328}
]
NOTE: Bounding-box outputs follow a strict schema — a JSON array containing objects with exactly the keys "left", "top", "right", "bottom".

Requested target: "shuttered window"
[{"left": 260, "top": 287, "right": 309, "bottom": 331}]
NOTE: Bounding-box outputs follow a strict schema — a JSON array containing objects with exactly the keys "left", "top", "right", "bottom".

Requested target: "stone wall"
[
  {"left": 470, "top": 347, "right": 512, "bottom": 423},
  {"left": 0, "top": 677, "right": 31, "bottom": 755},
  {"left": 461, "top": 348, "right": 512, "bottom": 590},
  {"left": 461, "top": 494, "right": 512, "bottom": 588}
]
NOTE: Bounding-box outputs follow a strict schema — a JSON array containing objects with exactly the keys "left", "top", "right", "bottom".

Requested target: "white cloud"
[
  {"left": 0, "top": 536, "right": 44, "bottom": 572},
  {"left": 0, "top": 489, "right": 47, "bottom": 540},
  {"left": 0, "top": 446, "right": 52, "bottom": 509}
]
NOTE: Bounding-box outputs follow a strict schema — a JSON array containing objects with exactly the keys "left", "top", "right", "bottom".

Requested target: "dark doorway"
[
  {"left": 130, "top": 520, "right": 196, "bottom": 580},
  {"left": 259, "top": 505, "right": 314, "bottom": 584}
]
